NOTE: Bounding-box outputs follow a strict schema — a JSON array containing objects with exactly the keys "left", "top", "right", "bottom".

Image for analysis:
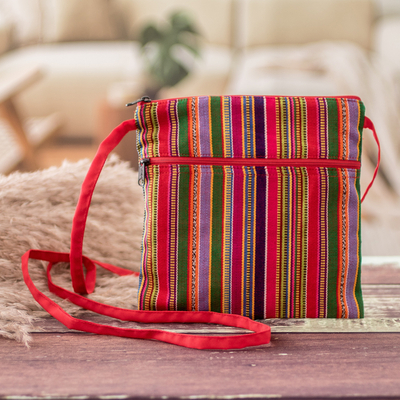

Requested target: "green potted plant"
[{"left": 139, "top": 11, "right": 201, "bottom": 99}]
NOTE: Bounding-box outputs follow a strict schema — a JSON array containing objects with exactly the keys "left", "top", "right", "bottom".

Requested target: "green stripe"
[
  {"left": 210, "top": 166, "right": 223, "bottom": 312},
  {"left": 176, "top": 166, "right": 190, "bottom": 309},
  {"left": 354, "top": 170, "right": 364, "bottom": 317},
  {"left": 355, "top": 101, "right": 365, "bottom": 316},
  {"left": 327, "top": 99, "right": 339, "bottom": 160},
  {"left": 327, "top": 171, "right": 339, "bottom": 317},
  {"left": 177, "top": 99, "right": 190, "bottom": 156},
  {"left": 210, "top": 97, "right": 223, "bottom": 157}
]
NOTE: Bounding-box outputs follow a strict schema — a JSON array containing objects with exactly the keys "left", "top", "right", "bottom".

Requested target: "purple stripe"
[
  {"left": 254, "top": 167, "right": 266, "bottom": 317},
  {"left": 198, "top": 96, "right": 211, "bottom": 157},
  {"left": 198, "top": 166, "right": 212, "bottom": 310},
  {"left": 254, "top": 96, "right": 266, "bottom": 158},
  {"left": 345, "top": 172, "right": 360, "bottom": 317},
  {"left": 348, "top": 100, "right": 361, "bottom": 161}
]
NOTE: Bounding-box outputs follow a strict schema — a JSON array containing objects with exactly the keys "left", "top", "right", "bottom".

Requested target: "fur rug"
[{"left": 0, "top": 155, "right": 143, "bottom": 346}]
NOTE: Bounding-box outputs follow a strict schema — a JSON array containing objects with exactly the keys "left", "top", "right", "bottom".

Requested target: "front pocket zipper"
[{"left": 138, "top": 156, "right": 361, "bottom": 186}]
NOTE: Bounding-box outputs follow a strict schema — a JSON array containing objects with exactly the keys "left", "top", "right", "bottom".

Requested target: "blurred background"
[{"left": 0, "top": 0, "right": 399, "bottom": 255}]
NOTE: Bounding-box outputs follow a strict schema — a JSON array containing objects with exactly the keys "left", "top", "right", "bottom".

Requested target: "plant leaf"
[
  {"left": 139, "top": 11, "right": 201, "bottom": 89},
  {"left": 140, "top": 25, "right": 162, "bottom": 47},
  {"left": 170, "top": 12, "right": 199, "bottom": 35}
]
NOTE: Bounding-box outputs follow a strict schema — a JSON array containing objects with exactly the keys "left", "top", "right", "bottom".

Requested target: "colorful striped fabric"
[{"left": 136, "top": 96, "right": 365, "bottom": 319}]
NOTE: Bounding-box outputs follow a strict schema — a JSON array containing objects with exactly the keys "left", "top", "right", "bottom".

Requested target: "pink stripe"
[
  {"left": 266, "top": 97, "right": 277, "bottom": 159},
  {"left": 305, "top": 97, "right": 321, "bottom": 317},
  {"left": 290, "top": 168, "right": 297, "bottom": 317},
  {"left": 290, "top": 98, "right": 296, "bottom": 158},
  {"left": 231, "top": 97, "right": 243, "bottom": 158},
  {"left": 306, "top": 169, "right": 320, "bottom": 318},
  {"left": 158, "top": 101, "right": 170, "bottom": 156},
  {"left": 305, "top": 97, "right": 319, "bottom": 159},
  {"left": 231, "top": 167, "right": 244, "bottom": 315},
  {"left": 155, "top": 166, "right": 170, "bottom": 309},
  {"left": 266, "top": 168, "right": 277, "bottom": 317},
  {"left": 264, "top": 97, "right": 277, "bottom": 317}
]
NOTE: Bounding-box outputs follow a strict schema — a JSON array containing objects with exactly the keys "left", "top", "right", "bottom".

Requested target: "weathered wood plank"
[
  {"left": 32, "top": 316, "right": 400, "bottom": 334},
  {"left": 1, "top": 333, "right": 400, "bottom": 399},
  {"left": 31, "top": 283, "right": 400, "bottom": 334},
  {"left": 362, "top": 256, "right": 400, "bottom": 284},
  {"left": 362, "top": 256, "right": 400, "bottom": 267},
  {"left": 266, "top": 317, "right": 400, "bottom": 332},
  {"left": 363, "top": 284, "right": 400, "bottom": 317}
]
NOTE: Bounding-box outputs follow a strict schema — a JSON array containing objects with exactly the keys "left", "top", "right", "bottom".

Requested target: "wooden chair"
[{"left": 0, "top": 66, "right": 63, "bottom": 174}]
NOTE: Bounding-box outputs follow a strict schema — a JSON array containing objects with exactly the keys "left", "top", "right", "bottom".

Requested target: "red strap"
[
  {"left": 361, "top": 116, "right": 380, "bottom": 203},
  {"left": 21, "top": 118, "right": 270, "bottom": 349},
  {"left": 70, "top": 119, "right": 137, "bottom": 294},
  {"left": 21, "top": 249, "right": 271, "bottom": 349},
  {"left": 20, "top": 115, "right": 379, "bottom": 349}
]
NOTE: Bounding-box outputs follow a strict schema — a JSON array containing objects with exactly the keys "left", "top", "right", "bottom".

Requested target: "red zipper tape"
[
  {"left": 138, "top": 156, "right": 360, "bottom": 186},
  {"left": 146, "top": 156, "right": 361, "bottom": 169}
]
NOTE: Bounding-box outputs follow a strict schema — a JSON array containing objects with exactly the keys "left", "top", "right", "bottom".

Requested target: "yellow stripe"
[
  {"left": 170, "top": 100, "right": 178, "bottom": 157},
  {"left": 208, "top": 168, "right": 214, "bottom": 310}
]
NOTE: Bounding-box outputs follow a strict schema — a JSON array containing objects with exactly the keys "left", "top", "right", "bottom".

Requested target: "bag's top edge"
[{"left": 138, "top": 95, "right": 361, "bottom": 105}]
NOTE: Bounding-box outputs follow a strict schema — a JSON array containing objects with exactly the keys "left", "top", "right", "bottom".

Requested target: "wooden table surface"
[{"left": 1, "top": 259, "right": 400, "bottom": 400}]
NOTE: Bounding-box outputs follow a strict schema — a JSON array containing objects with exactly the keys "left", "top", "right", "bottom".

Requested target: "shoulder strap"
[
  {"left": 21, "top": 249, "right": 270, "bottom": 349},
  {"left": 21, "top": 119, "right": 271, "bottom": 349},
  {"left": 70, "top": 119, "right": 137, "bottom": 294}
]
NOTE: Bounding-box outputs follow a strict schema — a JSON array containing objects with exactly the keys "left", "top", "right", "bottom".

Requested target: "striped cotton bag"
[{"left": 22, "top": 95, "right": 379, "bottom": 349}]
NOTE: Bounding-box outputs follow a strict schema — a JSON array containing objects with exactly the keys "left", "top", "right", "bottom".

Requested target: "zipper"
[
  {"left": 138, "top": 157, "right": 360, "bottom": 185},
  {"left": 128, "top": 95, "right": 361, "bottom": 108},
  {"left": 138, "top": 158, "right": 150, "bottom": 186},
  {"left": 126, "top": 96, "right": 152, "bottom": 107}
]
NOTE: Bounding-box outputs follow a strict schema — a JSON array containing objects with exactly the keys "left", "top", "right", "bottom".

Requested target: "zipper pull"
[
  {"left": 138, "top": 158, "right": 150, "bottom": 186},
  {"left": 126, "top": 96, "right": 152, "bottom": 107}
]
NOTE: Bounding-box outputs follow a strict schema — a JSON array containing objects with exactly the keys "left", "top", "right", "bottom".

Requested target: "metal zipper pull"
[
  {"left": 138, "top": 158, "right": 150, "bottom": 186},
  {"left": 126, "top": 96, "right": 152, "bottom": 107}
]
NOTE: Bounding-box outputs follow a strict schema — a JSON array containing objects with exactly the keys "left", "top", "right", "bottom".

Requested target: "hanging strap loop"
[
  {"left": 361, "top": 116, "right": 381, "bottom": 203},
  {"left": 21, "top": 249, "right": 271, "bottom": 349}
]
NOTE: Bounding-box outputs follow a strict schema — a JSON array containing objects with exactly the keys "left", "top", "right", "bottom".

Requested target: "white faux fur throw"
[{"left": 0, "top": 156, "right": 143, "bottom": 346}]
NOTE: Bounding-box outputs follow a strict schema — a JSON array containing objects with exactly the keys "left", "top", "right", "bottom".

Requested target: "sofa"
[
  {"left": 0, "top": 0, "right": 234, "bottom": 139},
  {"left": 1, "top": 0, "right": 400, "bottom": 256},
  {"left": 0, "top": 0, "right": 398, "bottom": 136},
  {"left": 0, "top": 0, "right": 399, "bottom": 165}
]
